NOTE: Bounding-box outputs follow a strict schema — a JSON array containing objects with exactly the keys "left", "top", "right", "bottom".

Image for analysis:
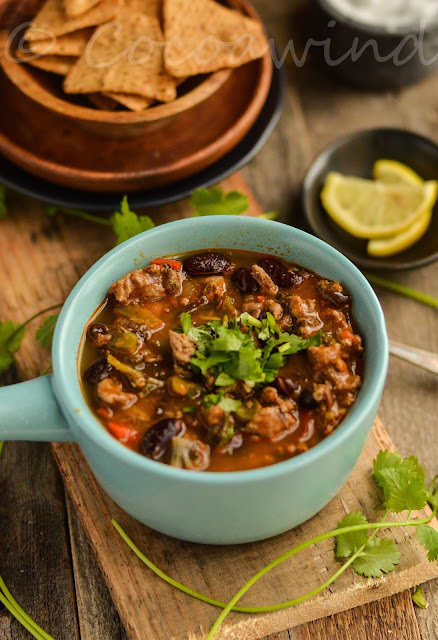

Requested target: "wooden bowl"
[
  {"left": 0, "top": 0, "right": 264, "bottom": 138},
  {"left": 0, "top": 50, "right": 272, "bottom": 192}
]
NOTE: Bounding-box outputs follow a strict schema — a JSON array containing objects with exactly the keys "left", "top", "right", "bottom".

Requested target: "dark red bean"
[
  {"left": 231, "top": 267, "right": 260, "bottom": 293},
  {"left": 258, "top": 257, "right": 302, "bottom": 288},
  {"left": 84, "top": 357, "right": 113, "bottom": 385},
  {"left": 183, "top": 253, "right": 231, "bottom": 277},
  {"left": 140, "top": 418, "right": 186, "bottom": 460},
  {"left": 298, "top": 389, "right": 319, "bottom": 410},
  {"left": 274, "top": 376, "right": 301, "bottom": 398}
]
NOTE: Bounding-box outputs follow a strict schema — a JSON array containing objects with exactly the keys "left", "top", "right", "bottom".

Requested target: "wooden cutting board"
[{"left": 1, "top": 173, "right": 437, "bottom": 640}]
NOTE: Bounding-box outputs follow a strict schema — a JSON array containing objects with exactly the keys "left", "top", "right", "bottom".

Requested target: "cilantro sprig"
[
  {"left": 189, "top": 186, "right": 280, "bottom": 219},
  {"left": 180, "top": 312, "right": 321, "bottom": 389},
  {"left": 46, "top": 196, "right": 154, "bottom": 246},
  {"left": 0, "top": 306, "right": 61, "bottom": 376},
  {"left": 110, "top": 450, "right": 438, "bottom": 640}
]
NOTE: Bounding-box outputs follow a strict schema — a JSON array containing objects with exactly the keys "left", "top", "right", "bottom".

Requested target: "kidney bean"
[
  {"left": 183, "top": 252, "right": 231, "bottom": 276},
  {"left": 84, "top": 357, "right": 113, "bottom": 385},
  {"left": 274, "top": 376, "right": 301, "bottom": 398},
  {"left": 298, "top": 389, "right": 319, "bottom": 410},
  {"left": 231, "top": 267, "right": 260, "bottom": 293},
  {"left": 140, "top": 418, "right": 186, "bottom": 460},
  {"left": 258, "top": 257, "right": 302, "bottom": 288}
]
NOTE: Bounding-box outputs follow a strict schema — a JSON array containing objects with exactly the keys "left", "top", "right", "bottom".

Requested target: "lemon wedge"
[
  {"left": 367, "top": 208, "right": 432, "bottom": 257},
  {"left": 373, "top": 159, "right": 424, "bottom": 187},
  {"left": 321, "top": 172, "right": 438, "bottom": 239}
]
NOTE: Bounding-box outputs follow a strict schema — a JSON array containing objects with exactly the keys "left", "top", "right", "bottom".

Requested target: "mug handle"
[{"left": 0, "top": 375, "right": 73, "bottom": 442}]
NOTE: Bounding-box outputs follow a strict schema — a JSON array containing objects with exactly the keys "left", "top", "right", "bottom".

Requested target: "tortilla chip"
[
  {"left": 88, "top": 92, "right": 153, "bottom": 111},
  {"left": 16, "top": 50, "right": 76, "bottom": 75},
  {"left": 65, "top": 0, "right": 102, "bottom": 18},
  {"left": 88, "top": 92, "right": 118, "bottom": 109},
  {"left": 64, "top": 14, "right": 177, "bottom": 102},
  {"left": 104, "top": 92, "right": 154, "bottom": 111},
  {"left": 163, "top": 0, "right": 269, "bottom": 77},
  {"left": 25, "top": 0, "right": 117, "bottom": 41},
  {"left": 26, "top": 28, "right": 93, "bottom": 56}
]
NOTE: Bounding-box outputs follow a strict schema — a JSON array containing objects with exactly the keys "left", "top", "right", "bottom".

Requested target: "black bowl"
[
  {"left": 302, "top": 128, "right": 438, "bottom": 271},
  {"left": 315, "top": 0, "right": 438, "bottom": 89}
]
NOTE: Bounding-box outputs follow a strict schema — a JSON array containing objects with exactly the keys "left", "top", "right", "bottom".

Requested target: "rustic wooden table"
[{"left": 1, "top": 0, "right": 438, "bottom": 638}]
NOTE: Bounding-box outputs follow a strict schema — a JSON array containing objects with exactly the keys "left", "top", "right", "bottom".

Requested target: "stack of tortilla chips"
[{"left": 18, "top": 0, "right": 269, "bottom": 112}]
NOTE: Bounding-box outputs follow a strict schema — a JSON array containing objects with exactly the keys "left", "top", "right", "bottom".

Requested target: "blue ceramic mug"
[{"left": 0, "top": 217, "right": 388, "bottom": 544}]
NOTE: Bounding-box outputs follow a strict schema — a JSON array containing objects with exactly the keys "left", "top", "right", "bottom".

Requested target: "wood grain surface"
[{"left": 1, "top": 0, "right": 438, "bottom": 638}]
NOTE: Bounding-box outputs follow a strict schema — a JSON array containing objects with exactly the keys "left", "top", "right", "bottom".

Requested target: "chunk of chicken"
[
  {"left": 289, "top": 296, "right": 324, "bottom": 338},
  {"left": 246, "top": 386, "right": 298, "bottom": 440},
  {"left": 96, "top": 378, "right": 137, "bottom": 409},
  {"left": 169, "top": 330, "right": 197, "bottom": 364},
  {"left": 110, "top": 263, "right": 182, "bottom": 305}
]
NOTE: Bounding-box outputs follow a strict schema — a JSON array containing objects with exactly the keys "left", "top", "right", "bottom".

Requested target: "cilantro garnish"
[
  {"left": 180, "top": 311, "right": 321, "bottom": 389},
  {"left": 35, "top": 314, "right": 59, "bottom": 350},
  {"left": 46, "top": 196, "right": 155, "bottom": 247},
  {"left": 0, "top": 305, "right": 62, "bottom": 376},
  {"left": 190, "top": 187, "right": 249, "bottom": 216},
  {"left": 111, "top": 196, "right": 154, "bottom": 245},
  {"left": 412, "top": 585, "right": 428, "bottom": 609},
  {"left": 189, "top": 186, "right": 280, "bottom": 219},
  {"left": 0, "top": 321, "right": 25, "bottom": 375},
  {"left": 111, "top": 448, "right": 438, "bottom": 640}
]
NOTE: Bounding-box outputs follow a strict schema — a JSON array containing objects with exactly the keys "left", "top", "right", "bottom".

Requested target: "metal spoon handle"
[{"left": 389, "top": 340, "right": 438, "bottom": 375}]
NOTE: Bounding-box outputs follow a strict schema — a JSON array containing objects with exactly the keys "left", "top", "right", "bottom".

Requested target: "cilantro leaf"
[
  {"left": 352, "top": 538, "right": 400, "bottom": 578},
  {"left": 110, "top": 196, "right": 155, "bottom": 245},
  {"left": 204, "top": 393, "right": 242, "bottom": 413},
  {"left": 336, "top": 512, "right": 370, "bottom": 558},
  {"left": 35, "top": 314, "right": 59, "bottom": 350},
  {"left": 373, "top": 450, "right": 426, "bottom": 484},
  {"left": 0, "top": 184, "right": 7, "bottom": 219},
  {"left": 0, "top": 321, "right": 25, "bottom": 375},
  {"left": 373, "top": 450, "right": 404, "bottom": 475},
  {"left": 190, "top": 187, "right": 249, "bottom": 216},
  {"left": 417, "top": 525, "right": 438, "bottom": 563},
  {"left": 375, "top": 467, "right": 427, "bottom": 513},
  {"left": 182, "top": 312, "right": 320, "bottom": 389},
  {"left": 412, "top": 586, "right": 428, "bottom": 609}
]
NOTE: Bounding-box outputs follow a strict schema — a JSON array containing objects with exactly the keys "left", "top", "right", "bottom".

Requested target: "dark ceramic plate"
[
  {"left": 0, "top": 65, "right": 285, "bottom": 211},
  {"left": 302, "top": 128, "right": 438, "bottom": 271}
]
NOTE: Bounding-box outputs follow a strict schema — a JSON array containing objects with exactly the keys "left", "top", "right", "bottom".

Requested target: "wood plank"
[
  {"left": 50, "top": 417, "right": 438, "bottom": 640},
  {"left": 0, "top": 439, "right": 80, "bottom": 640},
  {"left": 66, "top": 497, "right": 128, "bottom": 640},
  {"left": 1, "top": 172, "right": 437, "bottom": 640}
]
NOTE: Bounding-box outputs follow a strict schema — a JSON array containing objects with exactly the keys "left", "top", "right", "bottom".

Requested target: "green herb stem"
[
  {"left": 40, "top": 362, "right": 53, "bottom": 377},
  {"left": 6, "top": 304, "right": 63, "bottom": 349},
  {"left": 364, "top": 273, "right": 438, "bottom": 310},
  {"left": 112, "top": 513, "right": 434, "bottom": 618},
  {"left": 206, "top": 511, "right": 431, "bottom": 639},
  {"left": 0, "top": 441, "right": 4, "bottom": 459},
  {"left": 47, "top": 206, "right": 112, "bottom": 227},
  {"left": 0, "top": 576, "right": 56, "bottom": 640},
  {"left": 207, "top": 541, "right": 368, "bottom": 640}
]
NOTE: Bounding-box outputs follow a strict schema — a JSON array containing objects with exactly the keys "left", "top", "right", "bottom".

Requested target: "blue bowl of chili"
[{"left": 0, "top": 216, "right": 388, "bottom": 544}]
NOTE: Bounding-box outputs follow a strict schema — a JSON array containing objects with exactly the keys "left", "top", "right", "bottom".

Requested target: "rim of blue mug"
[{"left": 52, "top": 216, "right": 388, "bottom": 485}]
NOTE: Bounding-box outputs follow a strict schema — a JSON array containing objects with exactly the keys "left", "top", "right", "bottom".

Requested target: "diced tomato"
[
  {"left": 341, "top": 330, "right": 360, "bottom": 345},
  {"left": 151, "top": 258, "right": 182, "bottom": 270},
  {"left": 107, "top": 421, "right": 142, "bottom": 447},
  {"left": 256, "top": 295, "right": 265, "bottom": 302},
  {"left": 97, "top": 407, "right": 113, "bottom": 420}
]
